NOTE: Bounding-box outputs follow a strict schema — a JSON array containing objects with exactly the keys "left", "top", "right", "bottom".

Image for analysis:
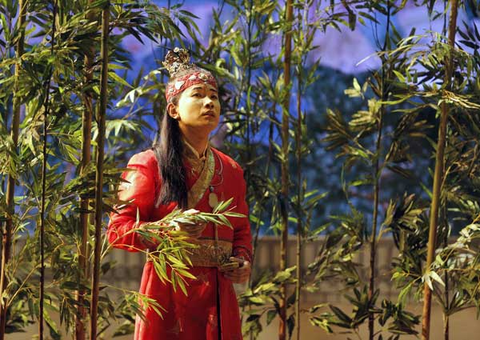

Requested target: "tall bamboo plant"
[
  {"left": 291, "top": 1, "right": 328, "bottom": 338},
  {"left": 38, "top": 2, "right": 59, "bottom": 337},
  {"left": 90, "top": 2, "right": 109, "bottom": 339},
  {"left": 0, "top": 1, "right": 211, "bottom": 337},
  {"left": 0, "top": 1, "right": 26, "bottom": 338},
  {"left": 76, "top": 1, "right": 96, "bottom": 338},
  {"left": 308, "top": 1, "right": 480, "bottom": 340},
  {"left": 279, "top": 0, "right": 293, "bottom": 339},
  {"left": 309, "top": 1, "right": 425, "bottom": 338},
  {"left": 421, "top": 0, "right": 459, "bottom": 338},
  {"left": 216, "top": 0, "right": 343, "bottom": 338},
  {"left": 383, "top": 2, "right": 480, "bottom": 339},
  {"left": 364, "top": 2, "right": 480, "bottom": 340}
]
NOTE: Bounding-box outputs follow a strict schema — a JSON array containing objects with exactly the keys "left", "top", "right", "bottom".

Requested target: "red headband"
[{"left": 165, "top": 69, "right": 217, "bottom": 102}]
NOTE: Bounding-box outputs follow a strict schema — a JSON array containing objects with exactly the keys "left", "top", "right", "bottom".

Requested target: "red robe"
[{"left": 107, "top": 148, "right": 252, "bottom": 340}]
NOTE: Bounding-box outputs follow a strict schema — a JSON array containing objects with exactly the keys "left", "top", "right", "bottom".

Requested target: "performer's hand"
[
  {"left": 221, "top": 257, "right": 251, "bottom": 283},
  {"left": 176, "top": 221, "right": 206, "bottom": 239},
  {"left": 172, "top": 209, "right": 206, "bottom": 239}
]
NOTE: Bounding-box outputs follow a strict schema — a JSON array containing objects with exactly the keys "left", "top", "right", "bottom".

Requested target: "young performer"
[{"left": 107, "top": 48, "right": 252, "bottom": 340}]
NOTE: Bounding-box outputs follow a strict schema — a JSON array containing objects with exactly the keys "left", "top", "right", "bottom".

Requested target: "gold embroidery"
[
  {"left": 184, "top": 148, "right": 229, "bottom": 268},
  {"left": 187, "top": 148, "right": 215, "bottom": 209},
  {"left": 188, "top": 239, "right": 232, "bottom": 267},
  {"left": 183, "top": 140, "right": 207, "bottom": 174}
]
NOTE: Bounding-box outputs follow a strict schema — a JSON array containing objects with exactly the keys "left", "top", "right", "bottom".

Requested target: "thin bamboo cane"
[
  {"left": 279, "top": 0, "right": 293, "bottom": 339},
  {"left": 76, "top": 1, "right": 95, "bottom": 338},
  {"left": 39, "top": 2, "right": 58, "bottom": 338},
  {"left": 421, "top": 1, "right": 458, "bottom": 339},
  {"left": 294, "top": 67, "right": 303, "bottom": 340},
  {"left": 368, "top": 95, "right": 383, "bottom": 340},
  {"left": 443, "top": 207, "right": 449, "bottom": 340},
  {"left": 368, "top": 3, "right": 391, "bottom": 338},
  {"left": 90, "top": 4, "right": 109, "bottom": 339},
  {"left": 443, "top": 314, "right": 449, "bottom": 340},
  {"left": 0, "top": 1, "right": 26, "bottom": 338}
]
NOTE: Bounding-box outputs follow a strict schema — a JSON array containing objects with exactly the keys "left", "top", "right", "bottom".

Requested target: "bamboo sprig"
[
  {"left": 101, "top": 199, "right": 244, "bottom": 299},
  {"left": 146, "top": 198, "right": 242, "bottom": 231}
]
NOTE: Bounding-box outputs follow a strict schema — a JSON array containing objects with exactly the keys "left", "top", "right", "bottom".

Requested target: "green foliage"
[
  {"left": 238, "top": 266, "right": 297, "bottom": 338},
  {"left": 0, "top": 0, "right": 208, "bottom": 337},
  {"left": 308, "top": 1, "right": 480, "bottom": 339},
  {"left": 2, "top": 0, "right": 480, "bottom": 339}
]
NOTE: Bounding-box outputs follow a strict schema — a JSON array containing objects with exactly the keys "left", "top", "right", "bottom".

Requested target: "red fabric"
[
  {"left": 165, "top": 70, "right": 217, "bottom": 102},
  {"left": 107, "top": 149, "right": 251, "bottom": 340}
]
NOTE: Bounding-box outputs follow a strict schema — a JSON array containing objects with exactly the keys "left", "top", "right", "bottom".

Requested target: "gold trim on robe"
[
  {"left": 184, "top": 148, "right": 234, "bottom": 267},
  {"left": 187, "top": 147, "right": 215, "bottom": 209},
  {"left": 188, "top": 239, "right": 232, "bottom": 267}
]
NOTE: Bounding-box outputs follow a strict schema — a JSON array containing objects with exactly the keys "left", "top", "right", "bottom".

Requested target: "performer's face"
[{"left": 169, "top": 83, "right": 220, "bottom": 134}]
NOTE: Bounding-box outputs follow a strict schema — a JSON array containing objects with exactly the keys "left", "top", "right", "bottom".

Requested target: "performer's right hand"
[{"left": 176, "top": 222, "right": 206, "bottom": 239}]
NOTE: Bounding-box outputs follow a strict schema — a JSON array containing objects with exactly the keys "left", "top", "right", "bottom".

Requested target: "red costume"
[{"left": 107, "top": 147, "right": 252, "bottom": 340}]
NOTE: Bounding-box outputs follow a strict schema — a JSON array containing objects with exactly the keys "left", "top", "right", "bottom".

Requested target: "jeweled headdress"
[{"left": 163, "top": 47, "right": 217, "bottom": 102}]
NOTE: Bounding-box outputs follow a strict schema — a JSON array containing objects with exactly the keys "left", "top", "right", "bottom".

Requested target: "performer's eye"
[{"left": 210, "top": 94, "right": 218, "bottom": 100}]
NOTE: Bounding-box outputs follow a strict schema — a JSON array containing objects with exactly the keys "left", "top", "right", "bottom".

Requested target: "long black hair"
[{"left": 153, "top": 94, "right": 188, "bottom": 209}]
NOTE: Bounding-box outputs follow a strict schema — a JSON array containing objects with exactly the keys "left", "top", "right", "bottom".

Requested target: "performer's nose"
[{"left": 204, "top": 98, "right": 214, "bottom": 109}]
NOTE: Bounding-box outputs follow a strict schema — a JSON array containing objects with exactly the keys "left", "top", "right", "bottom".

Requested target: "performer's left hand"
[{"left": 221, "top": 257, "right": 251, "bottom": 283}]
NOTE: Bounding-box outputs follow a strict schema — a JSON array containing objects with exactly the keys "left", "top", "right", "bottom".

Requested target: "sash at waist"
[{"left": 188, "top": 238, "right": 232, "bottom": 267}]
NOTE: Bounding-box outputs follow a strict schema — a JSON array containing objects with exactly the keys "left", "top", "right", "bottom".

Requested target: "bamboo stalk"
[
  {"left": 243, "top": 3, "right": 254, "bottom": 337},
  {"left": 0, "top": 1, "right": 26, "bottom": 338},
  {"left": 368, "top": 86, "right": 383, "bottom": 340},
  {"left": 38, "top": 2, "right": 58, "bottom": 338},
  {"left": 90, "top": 4, "right": 109, "bottom": 339},
  {"left": 245, "top": 0, "right": 253, "bottom": 187},
  {"left": 442, "top": 205, "right": 449, "bottom": 340},
  {"left": 368, "top": 3, "right": 391, "bottom": 338},
  {"left": 76, "top": 1, "right": 95, "bottom": 339},
  {"left": 279, "top": 0, "right": 293, "bottom": 339},
  {"left": 294, "top": 65, "right": 303, "bottom": 340},
  {"left": 421, "top": 1, "right": 458, "bottom": 339},
  {"left": 444, "top": 314, "right": 449, "bottom": 340},
  {"left": 368, "top": 83, "right": 385, "bottom": 338}
]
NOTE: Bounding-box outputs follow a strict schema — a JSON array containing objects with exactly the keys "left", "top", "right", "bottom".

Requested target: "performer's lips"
[{"left": 202, "top": 110, "right": 216, "bottom": 117}]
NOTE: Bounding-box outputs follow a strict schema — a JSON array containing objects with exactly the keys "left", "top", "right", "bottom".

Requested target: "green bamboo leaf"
[
  {"left": 423, "top": 273, "right": 433, "bottom": 291},
  {"left": 152, "top": 260, "right": 168, "bottom": 283},
  {"left": 329, "top": 305, "right": 352, "bottom": 324},
  {"left": 429, "top": 271, "right": 445, "bottom": 287},
  {"left": 272, "top": 266, "right": 296, "bottom": 283},
  {"left": 213, "top": 197, "right": 234, "bottom": 214},
  {"left": 43, "top": 308, "right": 61, "bottom": 340},
  {"left": 398, "top": 281, "right": 414, "bottom": 305},
  {"left": 113, "top": 321, "right": 135, "bottom": 337},
  {"left": 266, "top": 309, "right": 277, "bottom": 325},
  {"left": 109, "top": 71, "right": 132, "bottom": 88},
  {"left": 90, "top": 0, "right": 109, "bottom": 9}
]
